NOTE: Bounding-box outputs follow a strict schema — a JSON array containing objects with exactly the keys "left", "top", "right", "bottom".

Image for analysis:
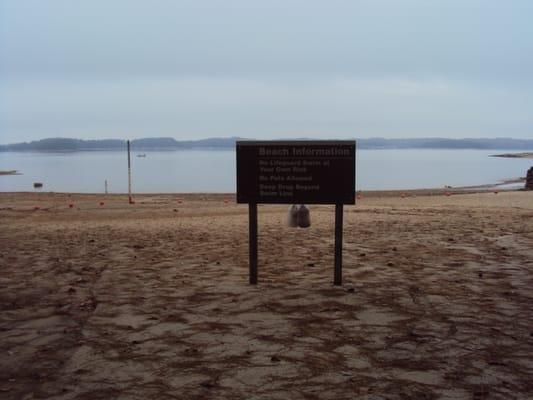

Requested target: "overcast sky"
[{"left": 1, "top": 0, "right": 532, "bottom": 144}]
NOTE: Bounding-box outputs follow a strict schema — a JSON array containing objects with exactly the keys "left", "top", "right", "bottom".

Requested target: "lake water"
[{"left": 0, "top": 149, "right": 531, "bottom": 193}]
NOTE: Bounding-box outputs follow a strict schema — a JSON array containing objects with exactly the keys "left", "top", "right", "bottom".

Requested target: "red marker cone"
[
  {"left": 99, "top": 201, "right": 105, "bottom": 206},
  {"left": 445, "top": 191, "right": 451, "bottom": 197},
  {"left": 69, "top": 204, "right": 74, "bottom": 208}
]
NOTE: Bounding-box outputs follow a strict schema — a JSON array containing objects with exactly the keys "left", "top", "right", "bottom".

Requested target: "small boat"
[
  {"left": 137, "top": 154, "right": 147, "bottom": 158},
  {"left": 33, "top": 182, "right": 43, "bottom": 188}
]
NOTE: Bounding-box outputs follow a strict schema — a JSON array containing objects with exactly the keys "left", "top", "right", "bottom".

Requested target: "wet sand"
[{"left": 1, "top": 191, "right": 532, "bottom": 399}]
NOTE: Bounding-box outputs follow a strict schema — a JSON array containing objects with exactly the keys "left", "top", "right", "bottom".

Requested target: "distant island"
[
  {"left": 1, "top": 137, "right": 533, "bottom": 152},
  {"left": 0, "top": 170, "right": 21, "bottom": 175},
  {"left": 491, "top": 152, "right": 533, "bottom": 158}
]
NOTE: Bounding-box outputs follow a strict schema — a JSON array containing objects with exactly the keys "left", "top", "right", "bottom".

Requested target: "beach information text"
[{"left": 236, "top": 141, "right": 356, "bottom": 204}]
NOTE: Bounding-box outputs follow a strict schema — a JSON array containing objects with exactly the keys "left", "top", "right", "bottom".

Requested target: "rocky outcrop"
[{"left": 526, "top": 167, "right": 533, "bottom": 190}]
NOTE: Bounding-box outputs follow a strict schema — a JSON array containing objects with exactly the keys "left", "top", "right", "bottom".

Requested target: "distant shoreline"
[
  {"left": 2, "top": 147, "right": 533, "bottom": 154},
  {"left": 1, "top": 174, "right": 526, "bottom": 193},
  {"left": 0, "top": 170, "right": 21, "bottom": 176},
  {"left": 0, "top": 177, "right": 526, "bottom": 197},
  {"left": 491, "top": 152, "right": 533, "bottom": 159},
  {"left": 2, "top": 137, "right": 533, "bottom": 152}
]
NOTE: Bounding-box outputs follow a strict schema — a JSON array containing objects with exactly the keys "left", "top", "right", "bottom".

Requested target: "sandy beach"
[{"left": 1, "top": 190, "right": 532, "bottom": 399}]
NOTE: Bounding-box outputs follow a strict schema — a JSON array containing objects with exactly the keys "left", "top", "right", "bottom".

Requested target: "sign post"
[
  {"left": 127, "top": 140, "right": 132, "bottom": 204},
  {"left": 334, "top": 203, "right": 343, "bottom": 285},
  {"left": 249, "top": 203, "right": 258, "bottom": 284},
  {"left": 236, "top": 140, "right": 356, "bottom": 285}
]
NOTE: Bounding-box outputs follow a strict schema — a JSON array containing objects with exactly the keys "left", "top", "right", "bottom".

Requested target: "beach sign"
[
  {"left": 236, "top": 140, "right": 356, "bottom": 285},
  {"left": 236, "top": 141, "right": 355, "bottom": 204}
]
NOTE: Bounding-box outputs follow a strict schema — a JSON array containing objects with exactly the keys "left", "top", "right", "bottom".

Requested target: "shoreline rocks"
[{"left": 526, "top": 167, "right": 533, "bottom": 190}]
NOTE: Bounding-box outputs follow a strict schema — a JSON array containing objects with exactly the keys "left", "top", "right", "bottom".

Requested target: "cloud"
[
  {"left": 1, "top": 0, "right": 532, "bottom": 142},
  {"left": 2, "top": 77, "right": 531, "bottom": 143},
  {"left": 2, "top": 0, "right": 532, "bottom": 82}
]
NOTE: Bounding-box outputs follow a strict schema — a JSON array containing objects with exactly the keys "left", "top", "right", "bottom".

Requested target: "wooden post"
[
  {"left": 127, "top": 140, "right": 132, "bottom": 203},
  {"left": 334, "top": 203, "right": 343, "bottom": 285},
  {"left": 249, "top": 203, "right": 258, "bottom": 284}
]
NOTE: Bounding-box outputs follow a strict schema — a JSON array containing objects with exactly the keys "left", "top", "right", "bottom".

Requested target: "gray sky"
[{"left": 1, "top": 0, "right": 532, "bottom": 144}]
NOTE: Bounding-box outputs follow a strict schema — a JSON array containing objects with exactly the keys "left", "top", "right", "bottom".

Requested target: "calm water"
[{"left": 0, "top": 149, "right": 530, "bottom": 193}]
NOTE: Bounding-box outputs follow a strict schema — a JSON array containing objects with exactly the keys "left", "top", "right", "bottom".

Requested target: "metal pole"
[
  {"left": 249, "top": 203, "right": 258, "bottom": 284},
  {"left": 127, "top": 140, "right": 132, "bottom": 203},
  {"left": 105, "top": 180, "right": 108, "bottom": 194},
  {"left": 334, "top": 203, "right": 343, "bottom": 285}
]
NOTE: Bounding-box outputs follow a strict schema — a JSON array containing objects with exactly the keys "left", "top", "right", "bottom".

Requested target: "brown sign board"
[{"left": 236, "top": 140, "right": 356, "bottom": 204}]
